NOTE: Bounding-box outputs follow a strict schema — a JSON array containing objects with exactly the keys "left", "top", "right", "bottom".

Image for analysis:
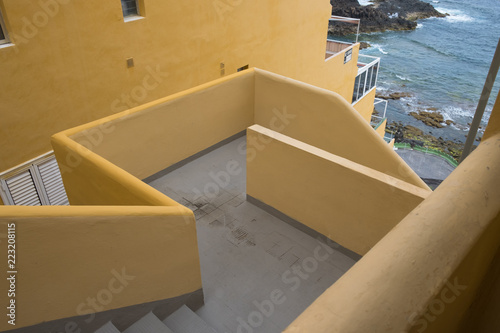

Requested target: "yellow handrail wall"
[
  {"left": 0, "top": 206, "right": 200, "bottom": 331},
  {"left": 253, "top": 69, "right": 429, "bottom": 190},
  {"left": 67, "top": 70, "right": 255, "bottom": 180},
  {"left": 283, "top": 131, "right": 500, "bottom": 333},
  {"left": 52, "top": 133, "right": 177, "bottom": 206},
  {"left": 246, "top": 125, "right": 430, "bottom": 255},
  {"left": 353, "top": 87, "right": 377, "bottom": 123}
]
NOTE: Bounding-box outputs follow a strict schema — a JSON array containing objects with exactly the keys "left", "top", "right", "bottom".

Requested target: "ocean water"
[{"left": 347, "top": 0, "right": 500, "bottom": 142}]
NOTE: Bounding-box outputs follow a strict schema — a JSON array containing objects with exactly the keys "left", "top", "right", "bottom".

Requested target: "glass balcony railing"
[{"left": 352, "top": 55, "right": 380, "bottom": 104}]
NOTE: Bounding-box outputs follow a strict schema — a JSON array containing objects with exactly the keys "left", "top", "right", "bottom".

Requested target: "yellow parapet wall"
[
  {"left": 283, "top": 131, "right": 500, "bottom": 332},
  {"left": 253, "top": 69, "right": 429, "bottom": 190},
  {"left": 353, "top": 87, "right": 377, "bottom": 123},
  {"left": 322, "top": 43, "right": 360, "bottom": 102},
  {"left": 0, "top": 206, "right": 200, "bottom": 331},
  {"left": 65, "top": 70, "right": 256, "bottom": 181},
  {"left": 52, "top": 132, "right": 178, "bottom": 206},
  {"left": 246, "top": 125, "right": 430, "bottom": 255}
]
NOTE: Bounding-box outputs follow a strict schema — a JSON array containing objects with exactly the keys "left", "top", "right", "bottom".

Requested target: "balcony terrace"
[
  {"left": 325, "top": 16, "right": 359, "bottom": 62},
  {"left": 2, "top": 68, "right": 500, "bottom": 333},
  {"left": 324, "top": 39, "right": 355, "bottom": 60}
]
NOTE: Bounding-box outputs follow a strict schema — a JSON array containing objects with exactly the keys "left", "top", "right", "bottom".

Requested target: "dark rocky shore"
[
  {"left": 386, "top": 121, "right": 466, "bottom": 161},
  {"left": 376, "top": 91, "right": 480, "bottom": 162},
  {"left": 329, "top": 0, "right": 466, "bottom": 161},
  {"left": 329, "top": 0, "right": 447, "bottom": 35}
]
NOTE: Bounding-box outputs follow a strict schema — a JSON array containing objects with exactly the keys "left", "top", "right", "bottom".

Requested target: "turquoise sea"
[{"left": 355, "top": 0, "right": 500, "bottom": 142}]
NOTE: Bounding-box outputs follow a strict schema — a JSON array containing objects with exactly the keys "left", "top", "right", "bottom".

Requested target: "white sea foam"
[
  {"left": 432, "top": 1, "right": 439, "bottom": 3},
  {"left": 451, "top": 123, "right": 469, "bottom": 132},
  {"left": 358, "top": 0, "right": 372, "bottom": 6},
  {"left": 417, "top": 23, "right": 423, "bottom": 29},
  {"left": 376, "top": 85, "right": 390, "bottom": 92},
  {"left": 441, "top": 112, "right": 454, "bottom": 122},
  {"left": 441, "top": 111, "right": 456, "bottom": 126},
  {"left": 396, "top": 75, "right": 412, "bottom": 82},
  {"left": 435, "top": 7, "right": 475, "bottom": 23},
  {"left": 371, "top": 44, "right": 388, "bottom": 54},
  {"left": 443, "top": 106, "right": 473, "bottom": 118}
]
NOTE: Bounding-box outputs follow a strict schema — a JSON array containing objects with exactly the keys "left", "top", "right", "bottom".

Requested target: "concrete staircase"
[{"left": 94, "top": 305, "right": 217, "bottom": 333}]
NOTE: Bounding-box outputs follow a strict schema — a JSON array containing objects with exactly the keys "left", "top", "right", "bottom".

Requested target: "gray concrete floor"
[
  {"left": 148, "top": 136, "right": 358, "bottom": 333},
  {"left": 396, "top": 148, "right": 456, "bottom": 181}
]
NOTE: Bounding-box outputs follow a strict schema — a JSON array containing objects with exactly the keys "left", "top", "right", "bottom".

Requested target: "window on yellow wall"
[
  {"left": 0, "top": 7, "right": 9, "bottom": 45},
  {"left": 121, "top": 0, "right": 140, "bottom": 18}
]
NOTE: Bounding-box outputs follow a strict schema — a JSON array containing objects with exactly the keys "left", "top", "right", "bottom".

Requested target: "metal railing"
[
  {"left": 384, "top": 132, "right": 394, "bottom": 144},
  {"left": 357, "top": 55, "right": 380, "bottom": 74},
  {"left": 374, "top": 98, "right": 388, "bottom": 118},
  {"left": 329, "top": 15, "right": 360, "bottom": 43},
  {"left": 326, "top": 15, "right": 360, "bottom": 61},
  {"left": 372, "top": 117, "right": 387, "bottom": 131},
  {"left": 370, "top": 98, "right": 388, "bottom": 127},
  {"left": 352, "top": 55, "right": 380, "bottom": 104},
  {"left": 325, "top": 39, "right": 354, "bottom": 59}
]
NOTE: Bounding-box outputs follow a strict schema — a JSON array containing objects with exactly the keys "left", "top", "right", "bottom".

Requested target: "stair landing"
[{"left": 148, "top": 136, "right": 359, "bottom": 333}]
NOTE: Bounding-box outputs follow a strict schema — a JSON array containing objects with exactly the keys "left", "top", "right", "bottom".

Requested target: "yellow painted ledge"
[{"left": 284, "top": 132, "right": 500, "bottom": 333}]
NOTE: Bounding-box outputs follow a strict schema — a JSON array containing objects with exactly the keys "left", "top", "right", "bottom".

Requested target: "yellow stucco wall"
[
  {"left": 353, "top": 87, "right": 376, "bottom": 122},
  {"left": 322, "top": 43, "right": 360, "bottom": 102},
  {"left": 52, "top": 132, "right": 179, "bottom": 206},
  {"left": 0, "top": 206, "right": 201, "bottom": 331},
  {"left": 284, "top": 131, "right": 500, "bottom": 333},
  {"left": 247, "top": 125, "right": 429, "bottom": 255},
  {"left": 0, "top": 0, "right": 359, "bottom": 173},
  {"left": 457, "top": 238, "right": 500, "bottom": 333},
  {"left": 67, "top": 70, "right": 255, "bottom": 181},
  {"left": 2, "top": 111, "right": 204, "bottom": 330},
  {"left": 253, "top": 69, "right": 429, "bottom": 190}
]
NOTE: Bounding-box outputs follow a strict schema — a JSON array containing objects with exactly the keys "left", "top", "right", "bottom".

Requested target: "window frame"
[
  {"left": 0, "top": 7, "right": 9, "bottom": 45},
  {"left": 121, "top": 0, "right": 141, "bottom": 21}
]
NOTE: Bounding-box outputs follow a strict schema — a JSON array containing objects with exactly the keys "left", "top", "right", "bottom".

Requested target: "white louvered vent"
[
  {"left": 36, "top": 158, "right": 69, "bottom": 206},
  {"left": 0, "top": 153, "right": 69, "bottom": 206},
  {"left": 4, "top": 169, "right": 42, "bottom": 206}
]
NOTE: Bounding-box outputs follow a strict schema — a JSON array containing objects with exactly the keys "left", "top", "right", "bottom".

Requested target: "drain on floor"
[
  {"left": 225, "top": 226, "right": 255, "bottom": 247},
  {"left": 232, "top": 227, "right": 248, "bottom": 240}
]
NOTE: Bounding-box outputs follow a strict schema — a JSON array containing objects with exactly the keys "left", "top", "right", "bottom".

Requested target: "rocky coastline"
[
  {"left": 329, "top": 0, "right": 470, "bottom": 162},
  {"left": 386, "top": 121, "right": 466, "bottom": 161},
  {"left": 377, "top": 90, "right": 481, "bottom": 162},
  {"left": 329, "top": 0, "right": 447, "bottom": 35}
]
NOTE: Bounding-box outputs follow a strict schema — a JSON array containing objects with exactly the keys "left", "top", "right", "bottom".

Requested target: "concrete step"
[
  {"left": 95, "top": 322, "right": 121, "bottom": 333},
  {"left": 123, "top": 312, "right": 174, "bottom": 333},
  {"left": 163, "top": 305, "right": 217, "bottom": 333}
]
